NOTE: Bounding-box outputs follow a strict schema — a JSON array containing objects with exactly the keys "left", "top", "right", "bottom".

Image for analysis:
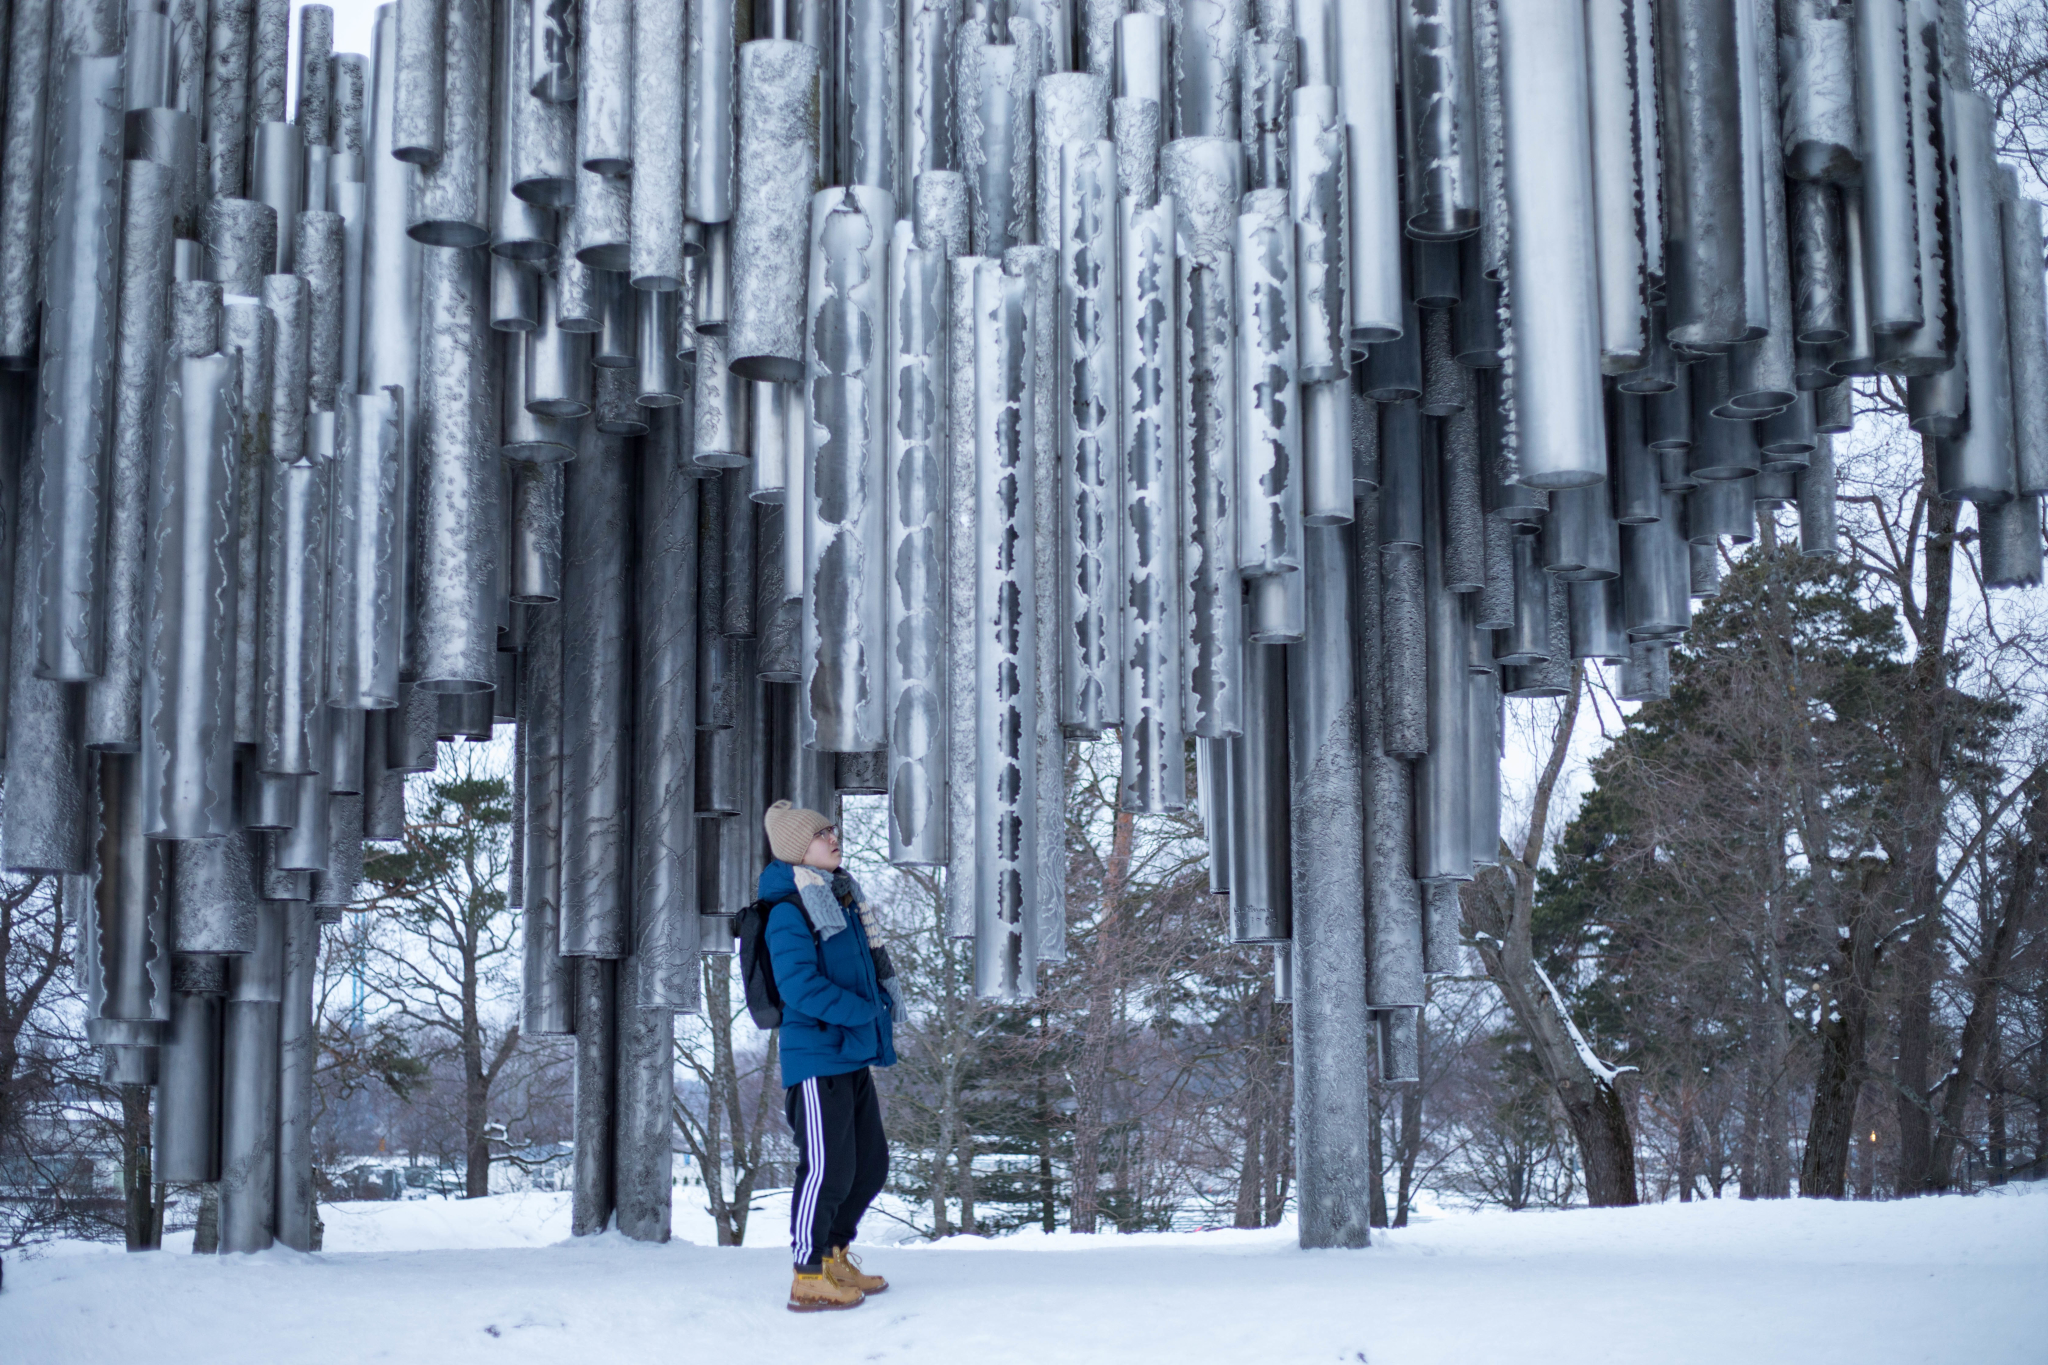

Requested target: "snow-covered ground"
[{"left": 9, "top": 1183, "right": 2044, "bottom": 1364}]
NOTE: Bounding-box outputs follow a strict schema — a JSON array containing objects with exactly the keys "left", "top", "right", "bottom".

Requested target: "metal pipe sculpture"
[{"left": 19, "top": 0, "right": 2038, "bottom": 1262}]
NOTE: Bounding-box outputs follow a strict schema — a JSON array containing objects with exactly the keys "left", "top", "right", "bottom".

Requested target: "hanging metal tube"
[
  {"left": 1164, "top": 136, "right": 1244, "bottom": 737},
  {"left": 634, "top": 416, "right": 701, "bottom": 1012},
  {"left": 1498, "top": 0, "right": 1604, "bottom": 489},
  {"left": 1939, "top": 90, "right": 2016, "bottom": 505},
  {"left": 1853, "top": 0, "right": 1921, "bottom": 335},
  {"left": 1659, "top": 0, "right": 1747, "bottom": 348},
  {"left": 140, "top": 350, "right": 242, "bottom": 841},
  {"left": 33, "top": 54, "right": 126, "bottom": 683},
  {"left": 1334, "top": 0, "right": 1401, "bottom": 341},
  {"left": 327, "top": 388, "right": 405, "bottom": 711},
  {"left": 413, "top": 246, "right": 498, "bottom": 694},
  {"left": 885, "top": 220, "right": 949, "bottom": 863},
  {"left": 1056, "top": 139, "right": 1122, "bottom": 738},
  {"left": 801, "top": 184, "right": 893, "bottom": 752},
  {"left": 730, "top": 40, "right": 821, "bottom": 383},
  {"left": 970, "top": 258, "right": 1037, "bottom": 999}
]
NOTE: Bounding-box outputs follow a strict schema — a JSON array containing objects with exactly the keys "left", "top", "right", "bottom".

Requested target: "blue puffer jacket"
[{"left": 758, "top": 860, "right": 898, "bottom": 1088}]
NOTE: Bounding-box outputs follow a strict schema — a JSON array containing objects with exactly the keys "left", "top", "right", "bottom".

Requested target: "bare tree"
[
  {"left": 673, "top": 955, "right": 783, "bottom": 1245},
  {"left": 1463, "top": 669, "right": 1640, "bottom": 1206},
  {"left": 357, "top": 745, "right": 525, "bottom": 1197}
]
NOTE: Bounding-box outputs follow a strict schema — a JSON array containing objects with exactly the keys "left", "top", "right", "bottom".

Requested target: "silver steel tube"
[
  {"left": 971, "top": 259, "right": 1037, "bottom": 999},
  {"left": 169, "top": 834, "right": 260, "bottom": 954},
  {"left": 1498, "top": 0, "right": 1604, "bottom": 489},
  {"left": 1874, "top": 9, "right": 1951, "bottom": 377},
  {"left": 1334, "top": 0, "right": 1401, "bottom": 340},
  {"left": 490, "top": 0, "right": 556, "bottom": 257},
  {"left": 1165, "top": 137, "right": 1244, "bottom": 737},
  {"left": 327, "top": 389, "right": 405, "bottom": 710},
  {"left": 257, "top": 448, "right": 328, "bottom": 779},
  {"left": 1236, "top": 188, "right": 1303, "bottom": 593},
  {"left": 414, "top": 246, "right": 499, "bottom": 694},
  {"left": 299, "top": 210, "right": 347, "bottom": 411},
  {"left": 492, "top": 256, "right": 541, "bottom": 332},
  {"left": 1401, "top": 0, "right": 1479, "bottom": 240},
  {"left": 579, "top": 0, "right": 632, "bottom": 175},
  {"left": 206, "top": 0, "right": 255, "bottom": 199},
  {"left": 1465, "top": 641, "right": 1500, "bottom": 868},
  {"left": 1037, "top": 73, "right": 1108, "bottom": 250},
  {"left": 748, "top": 379, "right": 788, "bottom": 498},
  {"left": 1122, "top": 193, "right": 1187, "bottom": 810},
  {"left": 635, "top": 415, "right": 701, "bottom": 1011},
  {"left": 34, "top": 55, "right": 126, "bottom": 683},
  {"left": 511, "top": 0, "right": 575, "bottom": 206},
  {"left": 0, "top": 0, "right": 56, "bottom": 364},
  {"left": 902, "top": 0, "right": 959, "bottom": 181},
  {"left": 885, "top": 221, "right": 949, "bottom": 862},
  {"left": 1782, "top": 3, "right": 1858, "bottom": 183},
  {"left": 140, "top": 352, "right": 242, "bottom": 841},
  {"left": 511, "top": 459, "right": 565, "bottom": 602},
  {"left": 1586, "top": 0, "right": 1644, "bottom": 371},
  {"left": 1176, "top": 0, "right": 1245, "bottom": 140},
  {"left": 1056, "top": 140, "right": 1122, "bottom": 738},
  {"left": 275, "top": 900, "right": 320, "bottom": 1249},
  {"left": 559, "top": 428, "right": 633, "bottom": 958},
  {"left": 2003, "top": 181, "right": 2048, "bottom": 496},
  {"left": 1413, "top": 444, "right": 1470, "bottom": 882},
  {"left": 222, "top": 299, "right": 274, "bottom": 749},
  {"left": 519, "top": 618, "right": 574, "bottom": 1034},
  {"left": 1568, "top": 575, "right": 1628, "bottom": 660},
  {"left": 1290, "top": 85, "right": 1348, "bottom": 387},
  {"left": 1241, "top": 31, "right": 1293, "bottom": 195},
  {"left": 1790, "top": 179, "right": 1848, "bottom": 345},
  {"left": 502, "top": 332, "right": 581, "bottom": 460},
  {"left": 86, "top": 160, "right": 177, "bottom": 753},
  {"left": 251, "top": 122, "right": 303, "bottom": 270},
  {"left": 1286, "top": 520, "right": 1370, "bottom": 1248},
  {"left": 1978, "top": 492, "right": 2044, "bottom": 589},
  {"left": 841, "top": 0, "right": 901, "bottom": 196},
  {"left": 688, "top": 0, "right": 743, "bottom": 223},
  {"left": 569, "top": 958, "right": 615, "bottom": 1236},
  {"left": 956, "top": 23, "right": 1040, "bottom": 259},
  {"left": 1940, "top": 91, "right": 2016, "bottom": 505},
  {"left": 944, "top": 255, "right": 984, "bottom": 934},
  {"left": 1379, "top": 540, "right": 1426, "bottom": 756},
  {"left": 410, "top": 0, "right": 491, "bottom": 248},
  {"left": 526, "top": 271, "right": 593, "bottom": 416},
  {"left": 800, "top": 184, "right": 893, "bottom": 752},
  {"left": 730, "top": 40, "right": 820, "bottom": 383},
  {"left": 153, "top": 966, "right": 223, "bottom": 1182},
  {"left": 1228, "top": 637, "right": 1289, "bottom": 942},
  {"left": 1009, "top": 241, "right": 1065, "bottom": 963},
  {"left": 1854, "top": 0, "right": 1921, "bottom": 334},
  {"left": 1112, "top": 94, "right": 1161, "bottom": 206},
  {"left": 1659, "top": 0, "right": 1747, "bottom": 348},
  {"left": 79, "top": 753, "right": 170, "bottom": 1049},
  {"left": 1433, "top": 400, "right": 1483, "bottom": 593},
  {"left": 630, "top": 0, "right": 687, "bottom": 289},
  {"left": 393, "top": 0, "right": 446, "bottom": 164},
  {"left": 574, "top": 165, "right": 632, "bottom": 271},
  {"left": 1302, "top": 379, "right": 1353, "bottom": 527}
]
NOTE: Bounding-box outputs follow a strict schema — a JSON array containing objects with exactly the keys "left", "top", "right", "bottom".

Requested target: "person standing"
[{"left": 758, "top": 800, "right": 901, "bottom": 1312}]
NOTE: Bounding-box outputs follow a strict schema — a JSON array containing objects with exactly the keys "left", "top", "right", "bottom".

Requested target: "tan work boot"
[
  {"left": 825, "top": 1246, "right": 888, "bottom": 1295},
  {"left": 788, "top": 1269, "right": 865, "bottom": 1313}
]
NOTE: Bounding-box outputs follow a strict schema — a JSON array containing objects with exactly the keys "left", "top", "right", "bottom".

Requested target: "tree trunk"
[
  {"left": 1894, "top": 444, "right": 1955, "bottom": 1194},
  {"left": 121, "top": 1082, "right": 158, "bottom": 1250},
  {"left": 1468, "top": 669, "right": 1639, "bottom": 1207},
  {"left": 1928, "top": 780, "right": 2046, "bottom": 1188},
  {"left": 1801, "top": 898, "right": 1880, "bottom": 1197},
  {"left": 1068, "top": 810, "right": 1133, "bottom": 1234},
  {"left": 955, "top": 1126, "right": 974, "bottom": 1233},
  {"left": 1393, "top": 1076, "right": 1422, "bottom": 1227}
]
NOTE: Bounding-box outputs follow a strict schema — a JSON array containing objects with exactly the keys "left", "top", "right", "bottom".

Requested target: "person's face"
[{"left": 804, "top": 825, "right": 841, "bottom": 871}]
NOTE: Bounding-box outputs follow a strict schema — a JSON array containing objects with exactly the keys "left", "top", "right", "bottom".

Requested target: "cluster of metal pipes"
[{"left": 15, "top": 0, "right": 2042, "bottom": 1252}]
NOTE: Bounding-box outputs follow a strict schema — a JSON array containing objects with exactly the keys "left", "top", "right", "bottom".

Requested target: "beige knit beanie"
[{"left": 763, "top": 799, "right": 832, "bottom": 864}]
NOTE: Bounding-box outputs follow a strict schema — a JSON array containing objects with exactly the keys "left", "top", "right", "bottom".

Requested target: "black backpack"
[{"left": 737, "top": 891, "right": 806, "bottom": 1029}]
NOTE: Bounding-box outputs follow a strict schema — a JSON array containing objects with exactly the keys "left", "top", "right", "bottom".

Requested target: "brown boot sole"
[{"left": 787, "top": 1293, "right": 866, "bottom": 1313}]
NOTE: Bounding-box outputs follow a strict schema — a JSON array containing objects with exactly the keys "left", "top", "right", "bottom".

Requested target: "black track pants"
[{"left": 785, "top": 1067, "right": 889, "bottom": 1271}]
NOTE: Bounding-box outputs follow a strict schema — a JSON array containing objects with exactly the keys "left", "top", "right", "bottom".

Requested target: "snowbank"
[{"left": 9, "top": 1184, "right": 2044, "bottom": 1365}]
